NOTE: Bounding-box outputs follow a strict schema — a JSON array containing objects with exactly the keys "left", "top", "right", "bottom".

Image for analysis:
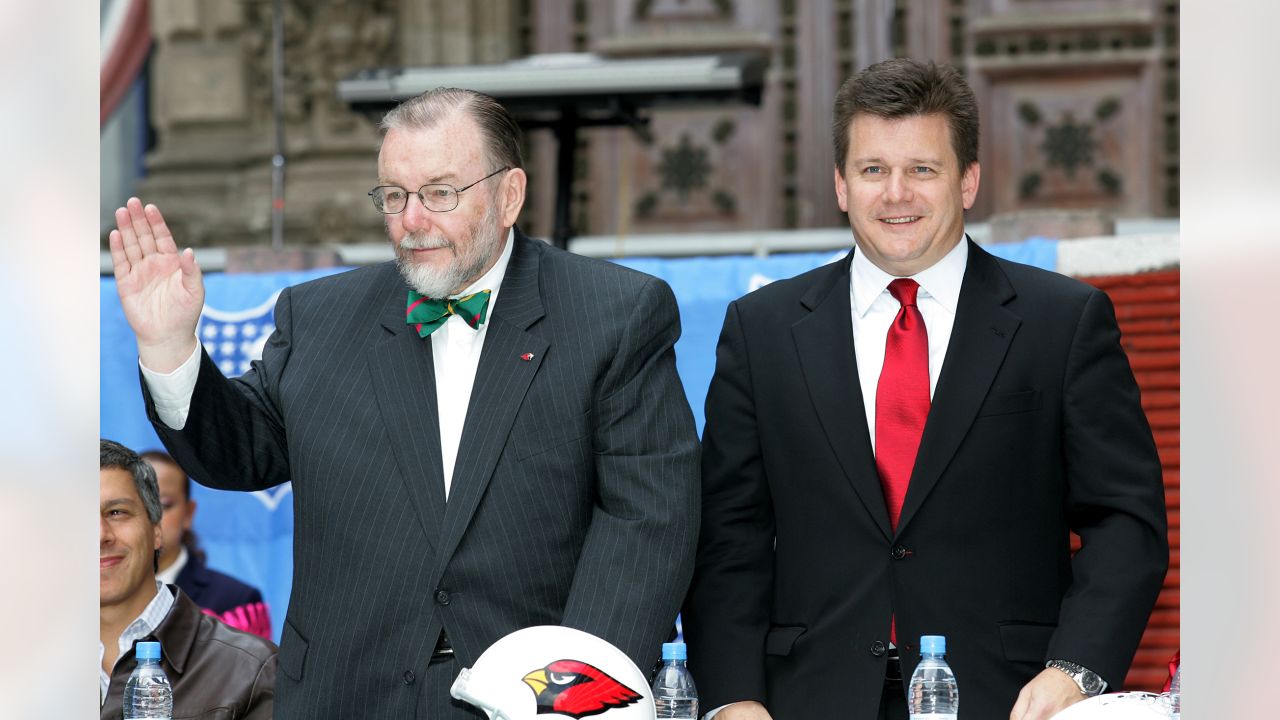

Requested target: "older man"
[
  {"left": 100, "top": 439, "right": 276, "bottom": 719},
  {"left": 109, "top": 88, "right": 700, "bottom": 719}
]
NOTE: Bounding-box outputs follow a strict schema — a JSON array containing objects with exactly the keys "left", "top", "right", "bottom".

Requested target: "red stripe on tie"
[{"left": 406, "top": 297, "right": 428, "bottom": 316}]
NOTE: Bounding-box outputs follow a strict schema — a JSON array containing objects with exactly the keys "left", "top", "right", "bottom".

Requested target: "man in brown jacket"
[{"left": 101, "top": 439, "right": 276, "bottom": 719}]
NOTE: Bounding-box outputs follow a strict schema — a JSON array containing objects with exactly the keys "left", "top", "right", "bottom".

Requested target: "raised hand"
[{"left": 109, "top": 197, "right": 204, "bottom": 372}]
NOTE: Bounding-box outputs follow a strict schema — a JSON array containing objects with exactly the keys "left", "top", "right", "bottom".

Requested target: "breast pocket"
[
  {"left": 977, "top": 389, "right": 1042, "bottom": 417},
  {"left": 511, "top": 409, "right": 591, "bottom": 461}
]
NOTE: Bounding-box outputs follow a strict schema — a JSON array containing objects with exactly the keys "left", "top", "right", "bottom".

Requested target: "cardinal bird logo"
[{"left": 522, "top": 659, "right": 643, "bottom": 718}]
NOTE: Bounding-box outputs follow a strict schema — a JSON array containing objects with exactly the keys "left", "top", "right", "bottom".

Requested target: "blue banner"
[{"left": 100, "top": 238, "right": 1056, "bottom": 643}]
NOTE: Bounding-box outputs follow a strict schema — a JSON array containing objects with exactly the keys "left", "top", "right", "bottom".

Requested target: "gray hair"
[
  {"left": 100, "top": 439, "right": 162, "bottom": 525},
  {"left": 380, "top": 87, "right": 524, "bottom": 170}
]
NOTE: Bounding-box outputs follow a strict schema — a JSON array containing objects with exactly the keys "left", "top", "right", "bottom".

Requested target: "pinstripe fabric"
[{"left": 145, "top": 230, "right": 700, "bottom": 719}]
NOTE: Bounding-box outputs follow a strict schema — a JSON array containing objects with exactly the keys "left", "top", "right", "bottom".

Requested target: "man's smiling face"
[{"left": 835, "top": 112, "right": 980, "bottom": 276}]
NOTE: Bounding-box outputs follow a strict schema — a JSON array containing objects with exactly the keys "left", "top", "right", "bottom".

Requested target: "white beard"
[{"left": 394, "top": 201, "right": 503, "bottom": 298}]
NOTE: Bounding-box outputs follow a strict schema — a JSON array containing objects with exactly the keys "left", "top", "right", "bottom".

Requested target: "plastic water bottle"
[
  {"left": 123, "top": 641, "right": 173, "bottom": 720},
  {"left": 908, "top": 635, "right": 958, "bottom": 720},
  {"left": 1168, "top": 664, "right": 1180, "bottom": 719},
  {"left": 652, "top": 642, "right": 698, "bottom": 720}
]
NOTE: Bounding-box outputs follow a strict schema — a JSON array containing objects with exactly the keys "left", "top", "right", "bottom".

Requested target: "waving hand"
[{"left": 108, "top": 197, "right": 204, "bottom": 372}]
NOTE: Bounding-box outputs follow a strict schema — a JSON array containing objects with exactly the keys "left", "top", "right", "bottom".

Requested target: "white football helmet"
[
  {"left": 451, "top": 626, "right": 656, "bottom": 720},
  {"left": 1049, "top": 692, "right": 1174, "bottom": 719}
]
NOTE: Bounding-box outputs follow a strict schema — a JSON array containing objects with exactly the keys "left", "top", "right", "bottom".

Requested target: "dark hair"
[
  {"left": 101, "top": 439, "right": 162, "bottom": 525},
  {"left": 381, "top": 87, "right": 524, "bottom": 171},
  {"left": 140, "top": 449, "right": 206, "bottom": 563},
  {"left": 832, "top": 58, "right": 979, "bottom": 172}
]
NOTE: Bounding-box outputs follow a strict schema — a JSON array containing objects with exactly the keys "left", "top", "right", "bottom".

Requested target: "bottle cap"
[
  {"left": 662, "top": 642, "right": 687, "bottom": 661},
  {"left": 135, "top": 641, "right": 162, "bottom": 660},
  {"left": 919, "top": 635, "right": 946, "bottom": 655}
]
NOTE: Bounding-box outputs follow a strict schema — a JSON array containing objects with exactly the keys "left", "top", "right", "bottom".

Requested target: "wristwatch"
[{"left": 1046, "top": 659, "right": 1107, "bottom": 696}]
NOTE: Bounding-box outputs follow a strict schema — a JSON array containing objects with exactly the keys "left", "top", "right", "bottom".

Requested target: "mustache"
[{"left": 398, "top": 232, "right": 454, "bottom": 251}]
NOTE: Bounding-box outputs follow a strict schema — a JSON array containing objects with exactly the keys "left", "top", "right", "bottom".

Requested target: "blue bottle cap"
[
  {"left": 919, "top": 635, "right": 946, "bottom": 655},
  {"left": 662, "top": 642, "right": 687, "bottom": 661},
  {"left": 135, "top": 641, "right": 162, "bottom": 660}
]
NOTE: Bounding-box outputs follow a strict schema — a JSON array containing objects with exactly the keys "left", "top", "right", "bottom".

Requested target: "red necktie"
[{"left": 876, "top": 278, "right": 930, "bottom": 644}]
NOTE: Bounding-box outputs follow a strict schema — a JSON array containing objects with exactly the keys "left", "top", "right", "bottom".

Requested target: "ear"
[
  {"left": 961, "top": 161, "right": 981, "bottom": 210},
  {"left": 834, "top": 165, "right": 850, "bottom": 213},
  {"left": 499, "top": 167, "right": 527, "bottom": 228},
  {"left": 152, "top": 522, "right": 164, "bottom": 554}
]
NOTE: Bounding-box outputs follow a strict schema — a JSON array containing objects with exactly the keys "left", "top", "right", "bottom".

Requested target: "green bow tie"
[{"left": 406, "top": 289, "right": 492, "bottom": 338}]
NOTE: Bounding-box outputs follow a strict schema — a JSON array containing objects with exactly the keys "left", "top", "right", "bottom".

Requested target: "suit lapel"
[
  {"left": 434, "top": 231, "right": 548, "bottom": 570},
  {"left": 368, "top": 270, "right": 446, "bottom": 551},
  {"left": 896, "top": 240, "right": 1021, "bottom": 535},
  {"left": 792, "top": 253, "right": 893, "bottom": 541}
]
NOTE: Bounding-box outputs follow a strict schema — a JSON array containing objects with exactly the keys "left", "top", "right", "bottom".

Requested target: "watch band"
[{"left": 1046, "top": 659, "right": 1107, "bottom": 697}]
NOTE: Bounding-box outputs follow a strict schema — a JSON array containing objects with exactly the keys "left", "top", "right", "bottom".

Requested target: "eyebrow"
[
  {"left": 852, "top": 156, "right": 945, "bottom": 166},
  {"left": 102, "top": 498, "right": 140, "bottom": 511},
  {"left": 378, "top": 173, "right": 459, "bottom": 186}
]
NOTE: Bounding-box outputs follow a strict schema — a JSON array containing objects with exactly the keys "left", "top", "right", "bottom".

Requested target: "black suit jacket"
[
  {"left": 176, "top": 552, "right": 265, "bottom": 615},
  {"left": 683, "top": 240, "right": 1167, "bottom": 719},
  {"left": 146, "top": 230, "right": 700, "bottom": 719}
]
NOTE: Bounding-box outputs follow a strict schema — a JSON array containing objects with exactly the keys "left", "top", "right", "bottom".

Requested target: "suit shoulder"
[
  {"left": 534, "top": 237, "right": 670, "bottom": 297},
  {"left": 734, "top": 258, "right": 845, "bottom": 314},
  {"left": 991, "top": 253, "right": 1100, "bottom": 302},
  {"left": 200, "top": 564, "right": 265, "bottom": 604}
]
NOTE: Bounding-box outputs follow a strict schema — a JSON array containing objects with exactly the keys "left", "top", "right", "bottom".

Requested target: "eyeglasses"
[{"left": 369, "top": 166, "right": 510, "bottom": 214}]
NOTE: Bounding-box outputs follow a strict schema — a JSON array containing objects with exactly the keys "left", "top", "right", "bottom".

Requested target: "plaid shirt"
[{"left": 100, "top": 581, "right": 174, "bottom": 705}]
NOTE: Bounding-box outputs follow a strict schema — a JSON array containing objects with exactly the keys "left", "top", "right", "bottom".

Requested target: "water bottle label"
[{"left": 908, "top": 715, "right": 957, "bottom": 720}]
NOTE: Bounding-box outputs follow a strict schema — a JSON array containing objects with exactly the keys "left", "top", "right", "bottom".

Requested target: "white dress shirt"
[
  {"left": 141, "top": 228, "right": 516, "bottom": 500},
  {"left": 849, "top": 236, "right": 967, "bottom": 449},
  {"left": 155, "top": 545, "right": 188, "bottom": 586},
  {"left": 100, "top": 580, "right": 174, "bottom": 705}
]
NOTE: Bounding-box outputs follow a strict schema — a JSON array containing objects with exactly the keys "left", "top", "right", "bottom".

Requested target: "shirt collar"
[
  {"left": 155, "top": 545, "right": 188, "bottom": 586},
  {"left": 850, "top": 232, "right": 969, "bottom": 317},
  {"left": 100, "top": 581, "right": 176, "bottom": 705}
]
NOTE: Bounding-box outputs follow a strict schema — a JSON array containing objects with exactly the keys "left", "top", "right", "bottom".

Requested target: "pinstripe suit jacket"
[{"left": 145, "top": 230, "right": 701, "bottom": 719}]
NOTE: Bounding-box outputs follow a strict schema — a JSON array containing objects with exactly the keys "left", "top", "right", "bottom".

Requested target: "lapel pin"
[{"left": 520, "top": 352, "right": 534, "bottom": 362}]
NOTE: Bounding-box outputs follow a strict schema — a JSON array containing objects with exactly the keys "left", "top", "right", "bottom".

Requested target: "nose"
[
  {"left": 100, "top": 516, "right": 112, "bottom": 546},
  {"left": 400, "top": 192, "right": 435, "bottom": 234},
  {"left": 883, "top": 169, "right": 913, "bottom": 204}
]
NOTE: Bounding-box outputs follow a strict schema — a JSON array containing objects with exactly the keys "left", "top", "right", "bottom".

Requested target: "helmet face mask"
[{"left": 451, "top": 626, "right": 656, "bottom": 720}]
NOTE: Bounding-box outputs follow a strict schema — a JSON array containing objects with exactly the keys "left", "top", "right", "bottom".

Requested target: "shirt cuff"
[
  {"left": 704, "top": 703, "right": 732, "bottom": 720},
  {"left": 139, "top": 339, "right": 201, "bottom": 430}
]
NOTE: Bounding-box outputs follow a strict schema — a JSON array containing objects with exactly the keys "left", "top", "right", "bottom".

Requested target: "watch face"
[{"left": 1080, "top": 672, "right": 1105, "bottom": 695}]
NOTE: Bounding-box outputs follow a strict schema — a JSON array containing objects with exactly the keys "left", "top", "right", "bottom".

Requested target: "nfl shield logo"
[
  {"left": 197, "top": 291, "right": 292, "bottom": 512},
  {"left": 198, "top": 292, "right": 281, "bottom": 377}
]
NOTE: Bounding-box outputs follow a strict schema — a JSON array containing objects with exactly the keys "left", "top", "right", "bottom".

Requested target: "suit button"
[
  {"left": 403, "top": 670, "right": 416, "bottom": 685},
  {"left": 871, "top": 641, "right": 887, "bottom": 657},
  {"left": 892, "top": 545, "right": 908, "bottom": 560},
  {"left": 435, "top": 589, "right": 451, "bottom": 605}
]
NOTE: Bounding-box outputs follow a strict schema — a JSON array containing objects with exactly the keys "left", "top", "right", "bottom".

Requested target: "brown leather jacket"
[{"left": 102, "top": 586, "right": 277, "bottom": 720}]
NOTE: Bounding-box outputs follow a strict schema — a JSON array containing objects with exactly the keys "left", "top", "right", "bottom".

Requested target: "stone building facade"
[{"left": 133, "top": 0, "right": 1178, "bottom": 248}]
